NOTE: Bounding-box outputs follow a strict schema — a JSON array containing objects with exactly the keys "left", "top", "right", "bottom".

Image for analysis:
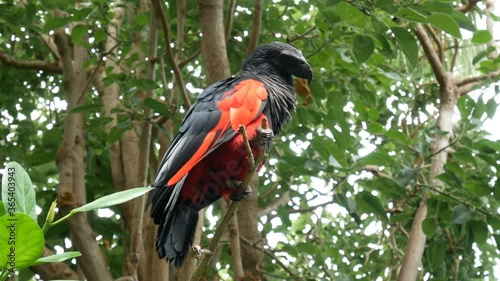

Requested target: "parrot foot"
[
  {"left": 255, "top": 127, "right": 274, "bottom": 147},
  {"left": 192, "top": 244, "right": 212, "bottom": 260},
  {"left": 226, "top": 180, "right": 252, "bottom": 201}
]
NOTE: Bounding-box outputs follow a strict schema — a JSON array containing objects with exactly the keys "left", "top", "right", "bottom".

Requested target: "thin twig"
[
  {"left": 450, "top": 39, "right": 459, "bottom": 71},
  {"left": 152, "top": 0, "right": 192, "bottom": 108},
  {"left": 287, "top": 26, "right": 317, "bottom": 43},
  {"left": 190, "top": 119, "right": 270, "bottom": 281},
  {"left": 178, "top": 49, "right": 201, "bottom": 68}
]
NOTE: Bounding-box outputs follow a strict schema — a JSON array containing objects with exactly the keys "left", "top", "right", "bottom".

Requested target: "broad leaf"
[
  {"left": 428, "top": 13, "right": 461, "bottom": 38},
  {"left": 391, "top": 27, "right": 419, "bottom": 67},
  {"left": 353, "top": 35, "right": 374, "bottom": 63},
  {"left": 471, "top": 30, "right": 493, "bottom": 44},
  {"left": 0, "top": 213, "right": 44, "bottom": 269},
  {"left": 71, "top": 187, "right": 153, "bottom": 213},
  {"left": 2, "top": 162, "right": 37, "bottom": 221},
  {"left": 31, "top": 251, "right": 82, "bottom": 266}
]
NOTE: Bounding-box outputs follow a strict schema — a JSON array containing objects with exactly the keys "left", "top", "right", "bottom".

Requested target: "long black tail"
[
  {"left": 156, "top": 203, "right": 199, "bottom": 267},
  {"left": 147, "top": 176, "right": 198, "bottom": 267}
]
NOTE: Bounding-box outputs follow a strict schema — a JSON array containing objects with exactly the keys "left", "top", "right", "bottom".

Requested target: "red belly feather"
[{"left": 180, "top": 114, "right": 266, "bottom": 208}]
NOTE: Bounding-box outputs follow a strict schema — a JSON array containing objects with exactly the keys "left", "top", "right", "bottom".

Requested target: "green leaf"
[
  {"left": 385, "top": 130, "right": 410, "bottom": 145},
  {"left": 71, "top": 187, "right": 153, "bottom": 213},
  {"left": 427, "top": 240, "right": 446, "bottom": 270},
  {"left": 352, "top": 35, "right": 374, "bottom": 63},
  {"left": 391, "top": 27, "right": 419, "bottom": 67},
  {"left": 70, "top": 102, "right": 103, "bottom": 114},
  {"left": 71, "top": 25, "right": 89, "bottom": 46},
  {"left": 136, "top": 79, "right": 160, "bottom": 90},
  {"left": 457, "top": 95, "right": 475, "bottom": 118},
  {"left": 0, "top": 213, "right": 44, "bottom": 269},
  {"left": 470, "top": 220, "right": 488, "bottom": 246},
  {"left": 355, "top": 152, "right": 395, "bottom": 168},
  {"left": 472, "top": 46, "right": 497, "bottom": 65},
  {"left": 31, "top": 251, "right": 82, "bottom": 266},
  {"left": 394, "top": 167, "right": 420, "bottom": 188},
  {"left": 485, "top": 97, "right": 497, "bottom": 119},
  {"left": 471, "top": 30, "right": 493, "bottom": 44},
  {"left": 451, "top": 11, "right": 476, "bottom": 32},
  {"left": 134, "top": 12, "right": 150, "bottom": 27},
  {"left": 422, "top": 217, "right": 438, "bottom": 237},
  {"left": 2, "top": 162, "right": 37, "bottom": 221},
  {"left": 428, "top": 13, "right": 461, "bottom": 39},
  {"left": 395, "top": 8, "right": 427, "bottom": 23},
  {"left": 373, "top": 177, "right": 408, "bottom": 199},
  {"left": 143, "top": 98, "right": 170, "bottom": 116},
  {"left": 0, "top": 202, "right": 4, "bottom": 217},
  {"left": 452, "top": 206, "right": 473, "bottom": 224},
  {"left": 355, "top": 191, "right": 387, "bottom": 221}
]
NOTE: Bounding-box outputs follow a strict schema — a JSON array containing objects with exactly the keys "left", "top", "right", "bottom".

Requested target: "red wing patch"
[
  {"left": 166, "top": 79, "right": 268, "bottom": 186},
  {"left": 217, "top": 79, "right": 268, "bottom": 131}
]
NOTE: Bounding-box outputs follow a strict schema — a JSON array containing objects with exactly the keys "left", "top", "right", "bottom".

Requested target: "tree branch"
[
  {"left": 287, "top": 26, "right": 317, "bottom": 43},
  {"left": 178, "top": 49, "right": 201, "bottom": 68},
  {"left": 414, "top": 24, "right": 446, "bottom": 85},
  {"left": 0, "top": 51, "right": 62, "bottom": 73},
  {"left": 190, "top": 119, "right": 269, "bottom": 281},
  {"left": 456, "top": 69, "right": 500, "bottom": 95},
  {"left": 247, "top": 0, "right": 263, "bottom": 55},
  {"left": 224, "top": 0, "right": 236, "bottom": 41},
  {"left": 424, "top": 25, "right": 444, "bottom": 64},
  {"left": 455, "top": 0, "right": 481, "bottom": 13},
  {"left": 258, "top": 191, "right": 290, "bottom": 216},
  {"left": 153, "top": 0, "right": 191, "bottom": 108}
]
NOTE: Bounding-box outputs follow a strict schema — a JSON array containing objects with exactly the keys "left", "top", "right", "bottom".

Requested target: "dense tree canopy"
[{"left": 1, "top": 0, "right": 500, "bottom": 280}]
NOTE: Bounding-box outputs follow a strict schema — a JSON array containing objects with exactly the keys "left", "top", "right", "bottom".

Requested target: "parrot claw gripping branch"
[{"left": 147, "top": 42, "right": 313, "bottom": 275}]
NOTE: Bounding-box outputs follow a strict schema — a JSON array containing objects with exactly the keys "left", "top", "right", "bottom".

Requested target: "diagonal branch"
[
  {"left": 287, "top": 26, "right": 317, "bottom": 43},
  {"left": 414, "top": 24, "right": 446, "bottom": 85},
  {"left": 152, "top": 0, "right": 191, "bottom": 108},
  {"left": 0, "top": 51, "right": 62, "bottom": 73},
  {"left": 190, "top": 119, "right": 269, "bottom": 281}
]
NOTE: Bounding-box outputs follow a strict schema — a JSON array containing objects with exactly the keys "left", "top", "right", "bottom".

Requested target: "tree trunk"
[{"left": 54, "top": 19, "right": 113, "bottom": 281}]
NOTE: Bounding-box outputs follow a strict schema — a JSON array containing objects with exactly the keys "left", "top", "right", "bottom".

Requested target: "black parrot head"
[{"left": 242, "top": 42, "right": 313, "bottom": 84}]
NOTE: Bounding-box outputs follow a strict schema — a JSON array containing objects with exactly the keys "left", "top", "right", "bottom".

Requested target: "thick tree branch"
[
  {"left": 0, "top": 51, "right": 62, "bottom": 73},
  {"left": 224, "top": 0, "right": 237, "bottom": 40},
  {"left": 424, "top": 25, "right": 444, "bottom": 63},
  {"left": 199, "top": 0, "right": 231, "bottom": 84},
  {"left": 247, "top": 0, "right": 263, "bottom": 55},
  {"left": 414, "top": 24, "right": 446, "bottom": 85},
  {"left": 175, "top": 0, "right": 186, "bottom": 62}
]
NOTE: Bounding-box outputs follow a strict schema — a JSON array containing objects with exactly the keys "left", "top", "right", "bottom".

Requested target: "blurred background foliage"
[{"left": 1, "top": 0, "right": 500, "bottom": 280}]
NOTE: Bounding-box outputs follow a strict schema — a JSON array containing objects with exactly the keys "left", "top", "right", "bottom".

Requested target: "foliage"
[
  {"left": 0, "top": 0, "right": 499, "bottom": 280},
  {"left": 0, "top": 162, "right": 150, "bottom": 280}
]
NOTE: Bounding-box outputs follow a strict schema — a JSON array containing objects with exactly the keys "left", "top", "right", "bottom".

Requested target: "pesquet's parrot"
[{"left": 148, "top": 42, "right": 312, "bottom": 267}]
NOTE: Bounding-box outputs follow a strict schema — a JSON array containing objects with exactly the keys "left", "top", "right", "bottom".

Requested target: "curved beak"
[{"left": 294, "top": 61, "right": 313, "bottom": 84}]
